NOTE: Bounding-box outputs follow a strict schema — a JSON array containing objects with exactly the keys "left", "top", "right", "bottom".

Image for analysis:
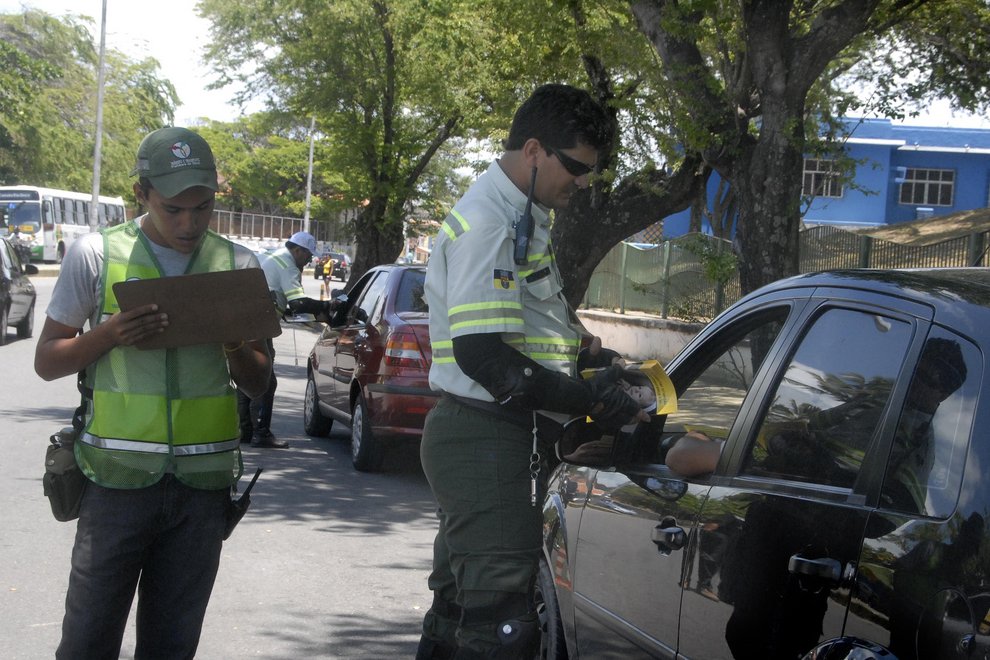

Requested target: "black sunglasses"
[{"left": 544, "top": 144, "right": 596, "bottom": 177}]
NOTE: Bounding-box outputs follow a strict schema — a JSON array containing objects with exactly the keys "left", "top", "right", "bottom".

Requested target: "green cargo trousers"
[{"left": 418, "top": 395, "right": 544, "bottom": 657}]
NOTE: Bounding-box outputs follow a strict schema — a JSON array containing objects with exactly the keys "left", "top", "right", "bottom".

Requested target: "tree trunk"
[
  {"left": 553, "top": 153, "right": 707, "bottom": 307},
  {"left": 347, "top": 200, "right": 403, "bottom": 289},
  {"left": 727, "top": 103, "right": 804, "bottom": 294}
]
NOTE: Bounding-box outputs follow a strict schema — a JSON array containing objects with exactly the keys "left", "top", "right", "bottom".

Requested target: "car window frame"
[
  {"left": 720, "top": 293, "right": 935, "bottom": 505},
  {"left": 350, "top": 270, "right": 389, "bottom": 326},
  {"left": 588, "top": 292, "right": 812, "bottom": 474},
  {"left": 734, "top": 302, "right": 920, "bottom": 494},
  {"left": 874, "top": 324, "right": 981, "bottom": 519}
]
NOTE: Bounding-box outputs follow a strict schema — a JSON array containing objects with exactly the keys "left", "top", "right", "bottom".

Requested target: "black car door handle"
[
  {"left": 787, "top": 554, "right": 842, "bottom": 582},
  {"left": 652, "top": 522, "right": 686, "bottom": 553}
]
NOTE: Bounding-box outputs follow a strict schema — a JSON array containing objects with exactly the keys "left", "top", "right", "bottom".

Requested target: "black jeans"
[
  {"left": 57, "top": 476, "right": 228, "bottom": 659},
  {"left": 236, "top": 338, "right": 277, "bottom": 434}
]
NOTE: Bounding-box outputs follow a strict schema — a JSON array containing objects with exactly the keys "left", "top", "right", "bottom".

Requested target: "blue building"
[{"left": 661, "top": 118, "right": 990, "bottom": 237}]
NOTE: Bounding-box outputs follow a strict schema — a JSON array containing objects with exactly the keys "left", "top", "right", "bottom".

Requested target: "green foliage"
[
  {"left": 679, "top": 233, "right": 737, "bottom": 286},
  {"left": 0, "top": 9, "right": 177, "bottom": 199},
  {"left": 844, "top": 0, "right": 990, "bottom": 118}
]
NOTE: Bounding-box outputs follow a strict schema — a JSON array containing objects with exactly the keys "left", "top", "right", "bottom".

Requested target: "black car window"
[
  {"left": 395, "top": 270, "right": 428, "bottom": 313},
  {"left": 661, "top": 307, "right": 789, "bottom": 451},
  {"left": 1, "top": 239, "right": 13, "bottom": 278},
  {"left": 744, "top": 308, "right": 912, "bottom": 489},
  {"left": 880, "top": 328, "right": 979, "bottom": 518},
  {"left": 353, "top": 271, "right": 389, "bottom": 323}
]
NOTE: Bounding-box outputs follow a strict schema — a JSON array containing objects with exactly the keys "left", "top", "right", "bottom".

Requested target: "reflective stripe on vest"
[{"left": 78, "top": 222, "right": 241, "bottom": 489}]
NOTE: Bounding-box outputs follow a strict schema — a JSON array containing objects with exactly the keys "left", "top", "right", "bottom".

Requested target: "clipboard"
[{"left": 113, "top": 269, "right": 282, "bottom": 350}]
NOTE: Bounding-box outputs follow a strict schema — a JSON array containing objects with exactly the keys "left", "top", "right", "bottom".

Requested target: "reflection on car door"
[
  {"left": 332, "top": 271, "right": 389, "bottom": 408},
  {"left": 570, "top": 303, "right": 794, "bottom": 658},
  {"left": 675, "top": 301, "right": 923, "bottom": 659}
]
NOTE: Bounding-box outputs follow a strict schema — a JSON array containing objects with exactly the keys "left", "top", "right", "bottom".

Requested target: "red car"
[{"left": 303, "top": 264, "right": 436, "bottom": 471}]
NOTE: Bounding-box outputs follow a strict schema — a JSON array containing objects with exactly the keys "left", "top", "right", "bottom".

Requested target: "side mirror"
[{"left": 25, "top": 263, "right": 39, "bottom": 276}]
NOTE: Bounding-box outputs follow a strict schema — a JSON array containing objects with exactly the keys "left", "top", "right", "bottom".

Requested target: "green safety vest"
[{"left": 76, "top": 222, "right": 243, "bottom": 490}]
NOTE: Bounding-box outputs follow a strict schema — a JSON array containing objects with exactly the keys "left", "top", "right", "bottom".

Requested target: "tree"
[
  {"left": 627, "top": 0, "right": 990, "bottom": 295},
  {"left": 201, "top": 0, "right": 527, "bottom": 283},
  {"left": 0, "top": 9, "right": 177, "bottom": 198}
]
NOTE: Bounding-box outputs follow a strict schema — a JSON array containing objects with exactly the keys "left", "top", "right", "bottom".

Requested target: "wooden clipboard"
[{"left": 113, "top": 269, "right": 282, "bottom": 350}]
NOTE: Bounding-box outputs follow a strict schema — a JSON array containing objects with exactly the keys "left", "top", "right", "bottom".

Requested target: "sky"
[
  {"left": 2, "top": 0, "right": 989, "bottom": 130},
  {"left": 0, "top": 0, "right": 247, "bottom": 126}
]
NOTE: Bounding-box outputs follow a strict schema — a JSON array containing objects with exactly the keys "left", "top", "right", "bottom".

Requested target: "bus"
[{"left": 0, "top": 186, "right": 127, "bottom": 263}]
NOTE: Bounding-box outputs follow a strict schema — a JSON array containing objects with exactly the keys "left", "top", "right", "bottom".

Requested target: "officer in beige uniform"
[{"left": 417, "top": 84, "right": 648, "bottom": 659}]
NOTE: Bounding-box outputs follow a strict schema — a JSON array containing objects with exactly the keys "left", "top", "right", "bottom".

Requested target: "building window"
[
  {"left": 802, "top": 159, "right": 843, "bottom": 198},
  {"left": 899, "top": 168, "right": 955, "bottom": 206}
]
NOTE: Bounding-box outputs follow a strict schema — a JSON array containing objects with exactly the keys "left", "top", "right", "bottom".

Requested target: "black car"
[
  {"left": 541, "top": 268, "right": 990, "bottom": 660},
  {"left": 313, "top": 251, "right": 351, "bottom": 281},
  {"left": 0, "top": 235, "right": 37, "bottom": 345}
]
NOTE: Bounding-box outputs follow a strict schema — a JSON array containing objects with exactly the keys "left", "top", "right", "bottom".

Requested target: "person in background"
[
  {"left": 417, "top": 84, "right": 648, "bottom": 659},
  {"left": 239, "top": 230, "right": 338, "bottom": 448},
  {"left": 34, "top": 126, "right": 272, "bottom": 658}
]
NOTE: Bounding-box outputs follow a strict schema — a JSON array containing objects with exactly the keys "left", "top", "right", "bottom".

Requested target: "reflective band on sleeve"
[
  {"left": 432, "top": 339, "right": 455, "bottom": 364},
  {"left": 440, "top": 210, "right": 470, "bottom": 241},
  {"left": 449, "top": 301, "right": 524, "bottom": 331}
]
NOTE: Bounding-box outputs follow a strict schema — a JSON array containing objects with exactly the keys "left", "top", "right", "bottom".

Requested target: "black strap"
[
  {"left": 72, "top": 369, "right": 91, "bottom": 432},
  {"left": 431, "top": 594, "right": 463, "bottom": 621},
  {"left": 461, "top": 592, "right": 531, "bottom": 626}
]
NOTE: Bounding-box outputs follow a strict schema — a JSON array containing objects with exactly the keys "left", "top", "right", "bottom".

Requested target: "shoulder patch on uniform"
[{"left": 493, "top": 269, "right": 516, "bottom": 290}]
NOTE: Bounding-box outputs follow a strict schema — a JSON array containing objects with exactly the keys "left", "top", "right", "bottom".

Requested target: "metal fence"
[
  {"left": 584, "top": 226, "right": 990, "bottom": 321},
  {"left": 211, "top": 209, "right": 305, "bottom": 242},
  {"left": 209, "top": 208, "right": 355, "bottom": 254},
  {"left": 583, "top": 235, "right": 741, "bottom": 322}
]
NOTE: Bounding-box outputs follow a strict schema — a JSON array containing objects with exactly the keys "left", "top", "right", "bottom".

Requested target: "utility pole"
[
  {"left": 89, "top": 0, "right": 108, "bottom": 230},
  {"left": 303, "top": 116, "right": 316, "bottom": 235}
]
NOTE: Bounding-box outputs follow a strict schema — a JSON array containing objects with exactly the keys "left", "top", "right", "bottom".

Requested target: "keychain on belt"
[{"left": 529, "top": 411, "right": 540, "bottom": 507}]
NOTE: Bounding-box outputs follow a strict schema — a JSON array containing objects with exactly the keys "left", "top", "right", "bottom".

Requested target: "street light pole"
[
  {"left": 89, "top": 0, "right": 108, "bottom": 230},
  {"left": 303, "top": 115, "right": 316, "bottom": 235}
]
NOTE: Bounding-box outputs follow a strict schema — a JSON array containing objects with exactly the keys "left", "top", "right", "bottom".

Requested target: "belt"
[
  {"left": 439, "top": 391, "right": 565, "bottom": 446},
  {"left": 440, "top": 391, "right": 532, "bottom": 429}
]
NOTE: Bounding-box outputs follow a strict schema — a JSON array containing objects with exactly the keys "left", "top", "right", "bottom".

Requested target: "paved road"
[{"left": 1, "top": 273, "right": 437, "bottom": 659}]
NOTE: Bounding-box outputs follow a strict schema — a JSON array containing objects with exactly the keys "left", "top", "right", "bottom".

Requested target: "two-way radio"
[{"left": 513, "top": 167, "right": 538, "bottom": 266}]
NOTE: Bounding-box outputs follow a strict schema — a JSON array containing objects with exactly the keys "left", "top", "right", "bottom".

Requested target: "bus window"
[
  {"left": 60, "top": 198, "right": 74, "bottom": 225},
  {"left": 43, "top": 200, "right": 54, "bottom": 225},
  {"left": 74, "top": 200, "right": 87, "bottom": 225}
]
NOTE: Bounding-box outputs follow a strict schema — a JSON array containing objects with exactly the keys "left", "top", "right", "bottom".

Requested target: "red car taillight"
[{"left": 384, "top": 330, "right": 427, "bottom": 369}]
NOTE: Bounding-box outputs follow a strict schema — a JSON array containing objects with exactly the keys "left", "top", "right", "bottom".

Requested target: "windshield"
[{"left": 1, "top": 201, "right": 42, "bottom": 232}]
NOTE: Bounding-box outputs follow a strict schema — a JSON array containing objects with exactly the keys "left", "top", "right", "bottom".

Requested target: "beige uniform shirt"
[
  {"left": 260, "top": 246, "right": 305, "bottom": 313},
  {"left": 425, "top": 160, "right": 584, "bottom": 402}
]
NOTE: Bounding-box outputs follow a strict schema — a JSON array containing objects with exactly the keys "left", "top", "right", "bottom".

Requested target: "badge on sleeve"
[{"left": 493, "top": 269, "right": 516, "bottom": 290}]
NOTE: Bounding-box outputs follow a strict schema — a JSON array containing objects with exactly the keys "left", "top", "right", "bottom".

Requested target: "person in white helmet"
[{"left": 239, "top": 231, "right": 339, "bottom": 448}]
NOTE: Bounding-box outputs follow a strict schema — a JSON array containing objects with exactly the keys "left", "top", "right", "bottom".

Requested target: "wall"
[{"left": 577, "top": 309, "right": 705, "bottom": 364}]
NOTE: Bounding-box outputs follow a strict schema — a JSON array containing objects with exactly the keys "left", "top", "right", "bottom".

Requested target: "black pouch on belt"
[
  {"left": 43, "top": 371, "right": 90, "bottom": 522},
  {"left": 43, "top": 425, "right": 87, "bottom": 522}
]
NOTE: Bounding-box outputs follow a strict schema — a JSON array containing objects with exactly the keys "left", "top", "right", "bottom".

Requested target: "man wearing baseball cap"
[
  {"left": 239, "top": 230, "right": 341, "bottom": 447},
  {"left": 35, "top": 126, "right": 272, "bottom": 658}
]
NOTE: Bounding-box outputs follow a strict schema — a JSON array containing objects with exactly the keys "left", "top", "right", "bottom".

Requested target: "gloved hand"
[{"left": 585, "top": 364, "right": 645, "bottom": 432}]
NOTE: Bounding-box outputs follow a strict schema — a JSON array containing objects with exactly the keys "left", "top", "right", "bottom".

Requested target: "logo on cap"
[{"left": 171, "top": 142, "right": 192, "bottom": 159}]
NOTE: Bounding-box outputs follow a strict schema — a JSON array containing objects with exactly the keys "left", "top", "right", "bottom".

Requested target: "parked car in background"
[
  {"left": 541, "top": 268, "right": 990, "bottom": 660},
  {"left": 0, "top": 235, "right": 38, "bottom": 345},
  {"left": 303, "top": 264, "right": 435, "bottom": 471},
  {"left": 313, "top": 251, "right": 351, "bottom": 281}
]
